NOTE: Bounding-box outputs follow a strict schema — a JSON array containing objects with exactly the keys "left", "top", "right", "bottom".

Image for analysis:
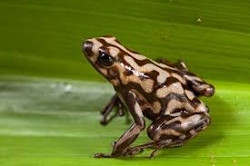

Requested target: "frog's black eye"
[{"left": 97, "top": 51, "right": 114, "bottom": 67}]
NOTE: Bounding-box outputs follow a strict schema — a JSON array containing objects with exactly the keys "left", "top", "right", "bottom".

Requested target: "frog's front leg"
[
  {"left": 95, "top": 91, "right": 146, "bottom": 158},
  {"left": 100, "top": 94, "right": 127, "bottom": 125}
]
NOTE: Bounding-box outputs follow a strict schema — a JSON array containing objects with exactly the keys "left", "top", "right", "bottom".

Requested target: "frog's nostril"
[{"left": 83, "top": 40, "right": 93, "bottom": 56}]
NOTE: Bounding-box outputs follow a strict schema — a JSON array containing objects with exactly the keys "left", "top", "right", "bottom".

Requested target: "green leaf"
[{"left": 0, "top": 0, "right": 250, "bottom": 165}]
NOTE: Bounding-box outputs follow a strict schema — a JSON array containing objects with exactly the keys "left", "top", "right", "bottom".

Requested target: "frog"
[{"left": 82, "top": 36, "right": 215, "bottom": 158}]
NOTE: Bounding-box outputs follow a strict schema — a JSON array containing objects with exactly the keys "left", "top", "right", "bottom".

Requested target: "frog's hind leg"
[
  {"left": 126, "top": 112, "right": 210, "bottom": 157},
  {"left": 147, "top": 112, "right": 210, "bottom": 157}
]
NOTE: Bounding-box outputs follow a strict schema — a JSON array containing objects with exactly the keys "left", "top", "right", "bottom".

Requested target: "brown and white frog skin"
[{"left": 82, "top": 36, "right": 215, "bottom": 158}]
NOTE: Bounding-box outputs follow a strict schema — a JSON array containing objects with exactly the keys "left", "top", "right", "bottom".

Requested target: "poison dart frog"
[{"left": 82, "top": 36, "right": 215, "bottom": 158}]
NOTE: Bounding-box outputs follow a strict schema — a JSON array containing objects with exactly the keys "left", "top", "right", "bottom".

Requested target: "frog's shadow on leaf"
[{"left": 119, "top": 95, "right": 234, "bottom": 160}]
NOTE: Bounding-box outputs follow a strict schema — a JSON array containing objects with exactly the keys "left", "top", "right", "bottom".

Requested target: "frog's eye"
[{"left": 98, "top": 51, "right": 114, "bottom": 67}]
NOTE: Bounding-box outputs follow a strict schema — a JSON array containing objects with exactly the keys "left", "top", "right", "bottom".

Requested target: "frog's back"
[{"left": 82, "top": 36, "right": 212, "bottom": 120}]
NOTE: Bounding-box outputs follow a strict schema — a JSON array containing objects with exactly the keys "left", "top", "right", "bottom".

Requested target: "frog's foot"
[
  {"left": 125, "top": 133, "right": 189, "bottom": 158},
  {"left": 94, "top": 152, "right": 111, "bottom": 158},
  {"left": 123, "top": 141, "right": 155, "bottom": 157},
  {"left": 149, "top": 139, "right": 184, "bottom": 158},
  {"left": 94, "top": 148, "right": 131, "bottom": 158},
  {"left": 100, "top": 94, "right": 127, "bottom": 125},
  {"left": 125, "top": 146, "right": 144, "bottom": 156},
  {"left": 121, "top": 140, "right": 183, "bottom": 158}
]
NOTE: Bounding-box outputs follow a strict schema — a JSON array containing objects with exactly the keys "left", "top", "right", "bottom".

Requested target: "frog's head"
[{"left": 82, "top": 36, "right": 146, "bottom": 86}]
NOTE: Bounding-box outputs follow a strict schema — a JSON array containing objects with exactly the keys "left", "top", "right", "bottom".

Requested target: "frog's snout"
[{"left": 82, "top": 40, "right": 93, "bottom": 57}]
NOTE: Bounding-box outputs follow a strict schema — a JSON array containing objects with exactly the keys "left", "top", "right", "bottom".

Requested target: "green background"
[{"left": 0, "top": 0, "right": 250, "bottom": 165}]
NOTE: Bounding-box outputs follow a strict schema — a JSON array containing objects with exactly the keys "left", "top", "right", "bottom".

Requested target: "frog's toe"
[
  {"left": 100, "top": 118, "right": 108, "bottom": 125},
  {"left": 149, "top": 149, "right": 158, "bottom": 158},
  {"left": 94, "top": 152, "right": 111, "bottom": 158}
]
